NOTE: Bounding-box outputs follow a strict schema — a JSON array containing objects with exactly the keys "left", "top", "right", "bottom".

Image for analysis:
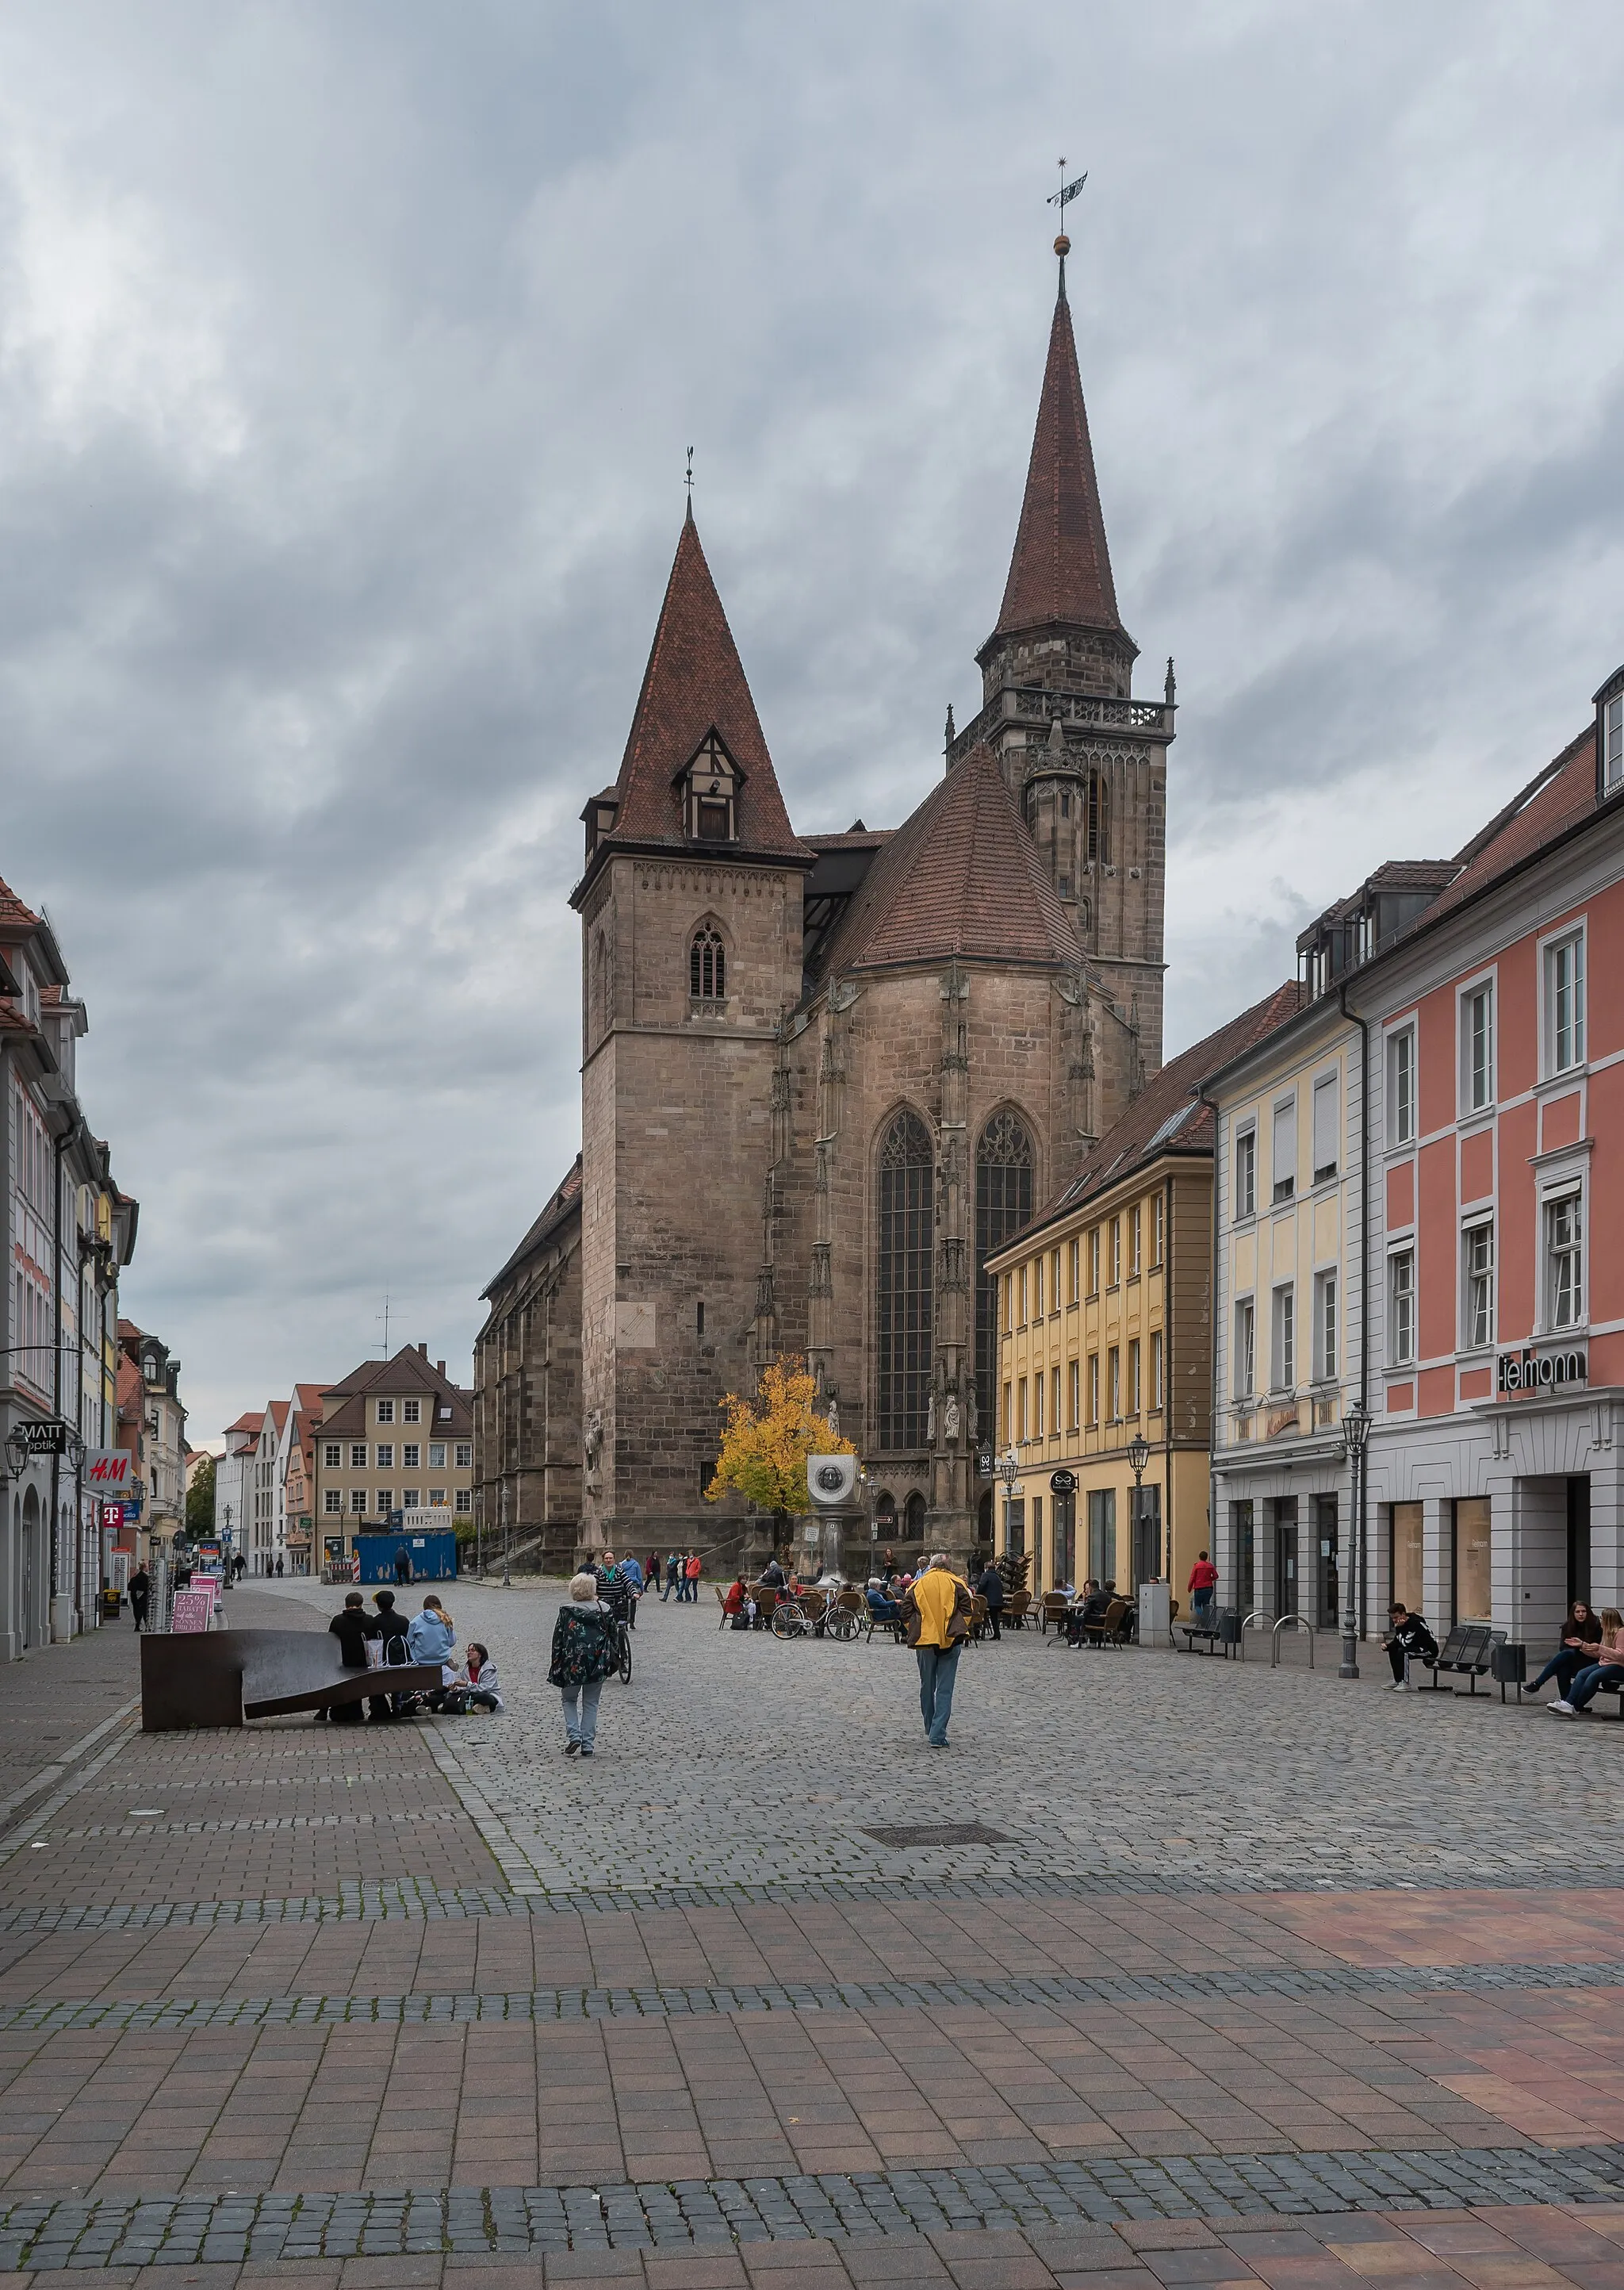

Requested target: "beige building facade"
[{"left": 311, "top": 1346, "right": 473, "bottom": 1559}]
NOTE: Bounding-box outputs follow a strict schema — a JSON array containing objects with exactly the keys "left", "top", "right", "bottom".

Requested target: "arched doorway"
[
  {"left": 977, "top": 1489, "right": 994, "bottom": 1552},
  {"left": 902, "top": 1490, "right": 926, "bottom": 1543}
]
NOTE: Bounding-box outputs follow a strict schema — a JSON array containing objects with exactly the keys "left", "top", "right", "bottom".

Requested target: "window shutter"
[{"left": 1312, "top": 1076, "right": 1338, "bottom": 1182}]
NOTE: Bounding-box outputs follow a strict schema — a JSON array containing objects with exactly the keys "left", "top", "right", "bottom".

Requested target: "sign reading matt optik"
[{"left": 1497, "top": 1344, "right": 1588, "bottom": 1397}]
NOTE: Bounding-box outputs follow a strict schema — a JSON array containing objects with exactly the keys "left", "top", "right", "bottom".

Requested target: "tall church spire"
[{"left": 992, "top": 247, "right": 1124, "bottom": 643}]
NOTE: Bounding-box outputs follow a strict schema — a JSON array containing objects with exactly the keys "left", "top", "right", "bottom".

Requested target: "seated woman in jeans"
[
  {"left": 1531, "top": 1601, "right": 1604, "bottom": 1697},
  {"left": 1549, "top": 1609, "right": 1624, "bottom": 1717}
]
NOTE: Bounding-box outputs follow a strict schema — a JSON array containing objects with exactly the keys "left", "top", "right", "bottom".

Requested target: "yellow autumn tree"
[{"left": 705, "top": 1354, "right": 854, "bottom": 1522}]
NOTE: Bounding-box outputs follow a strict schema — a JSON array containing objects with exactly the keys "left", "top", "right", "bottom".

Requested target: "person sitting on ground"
[
  {"left": 1187, "top": 1551, "right": 1220, "bottom": 1624},
  {"left": 975, "top": 1559, "right": 1005, "bottom": 1642},
  {"left": 1383, "top": 1601, "right": 1439, "bottom": 1689},
  {"left": 408, "top": 1593, "right": 458, "bottom": 1709},
  {"left": 1549, "top": 1609, "right": 1624, "bottom": 1717},
  {"left": 1531, "top": 1601, "right": 1605, "bottom": 1698},
  {"left": 444, "top": 1642, "right": 503, "bottom": 1713},
  {"left": 325, "top": 1589, "right": 376, "bottom": 1725},
  {"left": 368, "top": 1587, "right": 412, "bottom": 1721}
]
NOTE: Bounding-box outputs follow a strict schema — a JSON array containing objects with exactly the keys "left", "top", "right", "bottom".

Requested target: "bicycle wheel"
[
  {"left": 617, "top": 1628, "right": 633, "bottom": 1684},
  {"left": 826, "top": 1607, "right": 859, "bottom": 1641},
  {"left": 770, "top": 1602, "right": 804, "bottom": 1640}
]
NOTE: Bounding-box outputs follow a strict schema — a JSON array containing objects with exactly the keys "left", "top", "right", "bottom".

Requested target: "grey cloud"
[{"left": 0, "top": 0, "right": 1619, "bottom": 1438}]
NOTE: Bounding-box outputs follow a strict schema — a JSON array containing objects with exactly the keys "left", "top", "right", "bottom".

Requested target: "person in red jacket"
[{"left": 1187, "top": 1551, "right": 1219, "bottom": 1624}]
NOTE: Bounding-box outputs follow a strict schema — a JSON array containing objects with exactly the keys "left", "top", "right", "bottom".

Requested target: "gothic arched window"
[
  {"left": 975, "top": 1110, "right": 1034, "bottom": 1442},
  {"left": 876, "top": 1110, "right": 933, "bottom": 1450},
  {"left": 689, "top": 925, "right": 726, "bottom": 1002}
]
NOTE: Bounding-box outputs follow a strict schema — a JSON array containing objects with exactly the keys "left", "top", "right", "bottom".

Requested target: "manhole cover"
[{"left": 861, "top": 1823, "right": 1015, "bottom": 1848}]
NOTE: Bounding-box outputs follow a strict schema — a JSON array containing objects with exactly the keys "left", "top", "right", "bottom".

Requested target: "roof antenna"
[
  {"left": 376, "top": 1292, "right": 391, "bottom": 1357},
  {"left": 1048, "top": 159, "right": 1087, "bottom": 290}
]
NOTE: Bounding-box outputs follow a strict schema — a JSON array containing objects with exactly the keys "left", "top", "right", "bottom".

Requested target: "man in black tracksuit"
[{"left": 1384, "top": 1602, "right": 1438, "bottom": 1688}]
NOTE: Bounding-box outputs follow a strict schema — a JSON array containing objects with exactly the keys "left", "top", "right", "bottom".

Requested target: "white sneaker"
[
  {"left": 1549, "top": 1700, "right": 1576, "bottom": 1716},
  {"left": 1387, "top": 1679, "right": 1408, "bottom": 1690}
]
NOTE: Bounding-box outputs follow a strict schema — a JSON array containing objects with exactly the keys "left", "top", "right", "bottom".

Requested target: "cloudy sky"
[{"left": 2, "top": 2, "right": 1621, "bottom": 1445}]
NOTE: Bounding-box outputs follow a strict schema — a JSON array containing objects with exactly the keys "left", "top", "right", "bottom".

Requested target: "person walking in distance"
[
  {"left": 128, "top": 1565, "right": 151, "bottom": 1632},
  {"left": 664, "top": 1551, "right": 680, "bottom": 1601},
  {"left": 901, "top": 1553, "right": 973, "bottom": 1748},
  {"left": 975, "top": 1555, "right": 1005, "bottom": 1642},
  {"left": 1186, "top": 1551, "right": 1219, "bottom": 1626},
  {"left": 684, "top": 1550, "right": 702, "bottom": 1603},
  {"left": 548, "top": 1572, "right": 617, "bottom": 1756}
]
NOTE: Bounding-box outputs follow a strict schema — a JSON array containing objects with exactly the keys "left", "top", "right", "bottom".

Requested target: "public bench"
[
  {"left": 1418, "top": 1621, "right": 1499, "bottom": 1695},
  {"left": 1178, "top": 1609, "right": 1242, "bottom": 1658},
  {"left": 141, "top": 1629, "right": 443, "bottom": 1731}
]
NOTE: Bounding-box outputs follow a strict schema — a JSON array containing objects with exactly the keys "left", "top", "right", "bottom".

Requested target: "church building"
[{"left": 476, "top": 241, "right": 1177, "bottom": 1567}]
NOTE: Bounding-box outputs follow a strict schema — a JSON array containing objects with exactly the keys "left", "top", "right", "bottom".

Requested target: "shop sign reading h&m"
[{"left": 1497, "top": 1345, "right": 1588, "bottom": 1397}]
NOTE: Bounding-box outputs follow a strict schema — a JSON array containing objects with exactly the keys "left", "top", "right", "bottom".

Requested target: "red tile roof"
[
  {"left": 598, "top": 507, "right": 810, "bottom": 861},
  {"left": 1010, "top": 979, "right": 1305, "bottom": 1244},
  {"left": 1428, "top": 724, "right": 1598, "bottom": 921},
  {"left": 817, "top": 744, "right": 1081, "bottom": 974},
  {"left": 993, "top": 280, "right": 1124, "bottom": 643},
  {"left": 0, "top": 878, "right": 40, "bottom": 931}
]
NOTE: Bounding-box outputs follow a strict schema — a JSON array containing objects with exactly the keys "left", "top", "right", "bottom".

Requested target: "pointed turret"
[
  {"left": 993, "top": 271, "right": 1124, "bottom": 643},
  {"left": 575, "top": 504, "right": 810, "bottom": 899}
]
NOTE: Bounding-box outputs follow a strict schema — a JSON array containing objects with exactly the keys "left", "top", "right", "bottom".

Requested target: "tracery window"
[
  {"left": 876, "top": 1110, "right": 933, "bottom": 1449},
  {"left": 1086, "top": 770, "right": 1109, "bottom": 864},
  {"left": 975, "top": 1110, "right": 1034, "bottom": 1441},
  {"left": 689, "top": 926, "right": 726, "bottom": 1002}
]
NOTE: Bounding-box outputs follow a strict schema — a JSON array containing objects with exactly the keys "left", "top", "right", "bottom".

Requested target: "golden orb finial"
[{"left": 1053, "top": 233, "right": 1071, "bottom": 258}]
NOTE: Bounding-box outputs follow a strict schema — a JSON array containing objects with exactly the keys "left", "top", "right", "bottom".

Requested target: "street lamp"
[
  {"left": 1339, "top": 1400, "right": 1370, "bottom": 1680},
  {"left": 998, "top": 1445, "right": 1019, "bottom": 1567},
  {"left": 1127, "top": 1431, "right": 1151, "bottom": 1579}
]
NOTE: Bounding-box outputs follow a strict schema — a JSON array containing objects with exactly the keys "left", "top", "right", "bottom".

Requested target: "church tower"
[
  {"left": 948, "top": 235, "right": 1174, "bottom": 1072},
  {"left": 570, "top": 506, "right": 814, "bottom": 1553}
]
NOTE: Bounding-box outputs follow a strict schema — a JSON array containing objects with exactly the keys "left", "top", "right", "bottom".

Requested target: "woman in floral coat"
[{"left": 548, "top": 1571, "right": 618, "bottom": 1756}]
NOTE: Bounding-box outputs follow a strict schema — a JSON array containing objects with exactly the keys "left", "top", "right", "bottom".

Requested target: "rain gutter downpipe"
[{"left": 1339, "top": 978, "right": 1372, "bottom": 1655}]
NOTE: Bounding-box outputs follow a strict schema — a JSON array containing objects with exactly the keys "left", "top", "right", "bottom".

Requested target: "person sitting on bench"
[
  {"left": 1530, "top": 1601, "right": 1605, "bottom": 1699},
  {"left": 324, "top": 1590, "right": 376, "bottom": 1724},
  {"left": 1549, "top": 1609, "right": 1624, "bottom": 1717},
  {"left": 1384, "top": 1601, "right": 1438, "bottom": 1689}
]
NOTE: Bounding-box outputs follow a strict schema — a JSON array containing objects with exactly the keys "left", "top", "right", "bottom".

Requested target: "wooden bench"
[{"left": 141, "top": 1629, "right": 444, "bottom": 1731}]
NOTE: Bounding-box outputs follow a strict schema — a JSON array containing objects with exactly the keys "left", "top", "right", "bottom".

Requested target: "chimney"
[
  {"left": 417, "top": 1341, "right": 427, "bottom": 1357},
  {"left": 436, "top": 1360, "right": 446, "bottom": 1378}
]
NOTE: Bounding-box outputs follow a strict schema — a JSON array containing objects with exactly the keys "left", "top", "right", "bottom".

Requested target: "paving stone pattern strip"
[
  {"left": 6, "top": 2149, "right": 1624, "bottom": 2267},
  {"left": 4, "top": 1955, "right": 1624, "bottom": 2031}
]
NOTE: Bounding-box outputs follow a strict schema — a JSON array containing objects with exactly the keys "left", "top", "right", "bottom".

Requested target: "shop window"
[
  {"left": 1388, "top": 1501, "right": 1425, "bottom": 1614},
  {"left": 1451, "top": 1496, "right": 1492, "bottom": 1624}
]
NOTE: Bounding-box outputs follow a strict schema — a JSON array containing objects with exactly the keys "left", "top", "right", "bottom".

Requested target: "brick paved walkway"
[{"left": 0, "top": 1580, "right": 1618, "bottom": 2282}]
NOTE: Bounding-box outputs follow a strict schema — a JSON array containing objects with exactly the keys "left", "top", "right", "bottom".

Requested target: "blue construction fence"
[{"left": 354, "top": 1531, "right": 459, "bottom": 1585}]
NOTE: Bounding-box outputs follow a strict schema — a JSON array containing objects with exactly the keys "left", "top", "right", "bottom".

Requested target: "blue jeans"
[
  {"left": 916, "top": 1645, "right": 961, "bottom": 1744},
  {"left": 561, "top": 1675, "right": 605, "bottom": 1747},
  {"left": 1568, "top": 1663, "right": 1624, "bottom": 1710},
  {"left": 1193, "top": 1588, "right": 1214, "bottom": 1620}
]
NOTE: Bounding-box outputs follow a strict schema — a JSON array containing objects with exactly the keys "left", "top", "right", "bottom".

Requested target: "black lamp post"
[
  {"left": 998, "top": 1446, "right": 1019, "bottom": 1566},
  {"left": 1127, "top": 1431, "right": 1151, "bottom": 1579},
  {"left": 1339, "top": 1400, "right": 1370, "bottom": 1679}
]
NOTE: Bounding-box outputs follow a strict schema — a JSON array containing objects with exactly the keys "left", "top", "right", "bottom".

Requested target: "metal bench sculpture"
[{"left": 141, "top": 1629, "right": 444, "bottom": 1731}]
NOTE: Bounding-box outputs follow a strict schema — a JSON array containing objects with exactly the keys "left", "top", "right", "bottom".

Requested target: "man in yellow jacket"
[{"left": 899, "top": 1553, "right": 973, "bottom": 1748}]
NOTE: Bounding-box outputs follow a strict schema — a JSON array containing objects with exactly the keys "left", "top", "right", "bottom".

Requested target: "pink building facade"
[{"left": 1352, "top": 661, "right": 1624, "bottom": 1644}]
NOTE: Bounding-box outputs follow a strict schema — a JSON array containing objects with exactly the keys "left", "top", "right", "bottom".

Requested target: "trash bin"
[
  {"left": 1490, "top": 1640, "right": 1526, "bottom": 1701},
  {"left": 1217, "top": 1608, "right": 1242, "bottom": 1647}
]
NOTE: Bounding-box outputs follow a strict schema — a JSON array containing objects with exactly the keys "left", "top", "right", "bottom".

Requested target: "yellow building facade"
[{"left": 986, "top": 986, "right": 1303, "bottom": 1603}]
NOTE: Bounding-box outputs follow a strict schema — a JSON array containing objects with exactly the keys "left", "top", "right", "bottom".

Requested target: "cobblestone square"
[{"left": 0, "top": 1580, "right": 1618, "bottom": 2282}]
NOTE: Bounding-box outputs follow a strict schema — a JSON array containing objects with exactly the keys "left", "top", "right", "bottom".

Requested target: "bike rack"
[
  {"left": 1237, "top": 1609, "right": 1274, "bottom": 1663},
  {"left": 1271, "top": 1613, "right": 1316, "bottom": 1668}
]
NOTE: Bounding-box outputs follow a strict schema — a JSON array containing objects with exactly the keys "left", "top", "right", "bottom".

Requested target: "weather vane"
[{"left": 1048, "top": 159, "right": 1087, "bottom": 243}]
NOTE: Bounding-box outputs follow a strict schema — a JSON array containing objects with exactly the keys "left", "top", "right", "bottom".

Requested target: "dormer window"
[
  {"left": 680, "top": 734, "right": 739, "bottom": 843},
  {"left": 1604, "top": 685, "right": 1623, "bottom": 793}
]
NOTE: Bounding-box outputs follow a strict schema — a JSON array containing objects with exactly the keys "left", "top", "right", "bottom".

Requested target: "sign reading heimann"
[{"left": 1497, "top": 1345, "right": 1588, "bottom": 1397}]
